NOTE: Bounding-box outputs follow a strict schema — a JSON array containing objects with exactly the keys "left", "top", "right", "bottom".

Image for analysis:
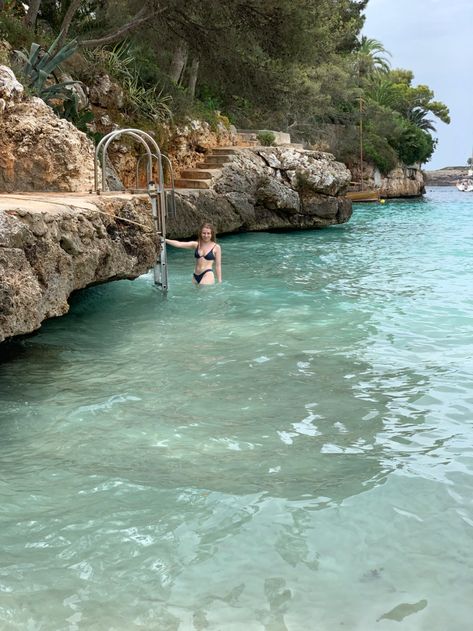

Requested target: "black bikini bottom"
[{"left": 193, "top": 269, "right": 214, "bottom": 284}]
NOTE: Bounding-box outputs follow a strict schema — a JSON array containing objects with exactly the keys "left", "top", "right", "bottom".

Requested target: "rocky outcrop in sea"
[{"left": 167, "top": 147, "right": 352, "bottom": 236}]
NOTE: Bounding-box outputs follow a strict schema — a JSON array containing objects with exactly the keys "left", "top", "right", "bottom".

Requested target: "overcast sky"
[{"left": 363, "top": 0, "right": 473, "bottom": 169}]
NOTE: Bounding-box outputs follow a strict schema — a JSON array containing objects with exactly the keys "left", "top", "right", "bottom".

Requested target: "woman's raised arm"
[{"left": 165, "top": 238, "right": 198, "bottom": 249}]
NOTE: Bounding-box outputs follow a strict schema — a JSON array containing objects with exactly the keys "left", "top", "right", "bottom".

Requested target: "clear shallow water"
[{"left": 1, "top": 187, "right": 473, "bottom": 630}]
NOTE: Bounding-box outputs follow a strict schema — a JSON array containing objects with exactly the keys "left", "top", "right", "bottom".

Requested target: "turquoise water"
[{"left": 1, "top": 187, "right": 473, "bottom": 630}]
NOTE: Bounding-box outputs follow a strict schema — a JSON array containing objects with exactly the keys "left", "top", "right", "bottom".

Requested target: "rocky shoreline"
[
  {"left": 0, "top": 64, "right": 427, "bottom": 343},
  {"left": 424, "top": 167, "right": 466, "bottom": 187},
  {"left": 0, "top": 193, "right": 158, "bottom": 343},
  {"left": 0, "top": 146, "right": 353, "bottom": 343}
]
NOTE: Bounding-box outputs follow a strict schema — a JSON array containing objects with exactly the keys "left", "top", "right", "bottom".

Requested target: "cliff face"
[
  {"left": 350, "top": 162, "right": 425, "bottom": 198},
  {"left": 0, "top": 65, "right": 97, "bottom": 193},
  {"left": 0, "top": 194, "right": 158, "bottom": 342}
]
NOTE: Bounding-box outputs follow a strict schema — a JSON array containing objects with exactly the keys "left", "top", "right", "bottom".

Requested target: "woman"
[{"left": 165, "top": 222, "right": 222, "bottom": 285}]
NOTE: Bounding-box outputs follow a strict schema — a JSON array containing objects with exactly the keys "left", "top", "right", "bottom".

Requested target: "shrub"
[
  {"left": 363, "top": 132, "right": 398, "bottom": 174},
  {"left": 257, "top": 130, "right": 276, "bottom": 146}
]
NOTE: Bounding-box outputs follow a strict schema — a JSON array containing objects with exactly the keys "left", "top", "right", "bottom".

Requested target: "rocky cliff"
[
  {"left": 167, "top": 147, "right": 352, "bottom": 237},
  {"left": 0, "top": 194, "right": 158, "bottom": 342},
  {"left": 0, "top": 66, "right": 97, "bottom": 193},
  {"left": 350, "top": 162, "right": 425, "bottom": 197}
]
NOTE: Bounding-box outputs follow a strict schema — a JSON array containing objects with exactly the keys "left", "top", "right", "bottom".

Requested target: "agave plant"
[{"left": 15, "top": 31, "right": 79, "bottom": 99}]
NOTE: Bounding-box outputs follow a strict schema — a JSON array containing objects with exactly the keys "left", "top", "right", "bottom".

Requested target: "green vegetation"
[
  {"left": 0, "top": 0, "right": 450, "bottom": 171},
  {"left": 257, "top": 131, "right": 276, "bottom": 147}
]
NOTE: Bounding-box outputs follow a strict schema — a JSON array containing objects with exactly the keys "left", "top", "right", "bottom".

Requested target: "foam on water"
[{"left": 1, "top": 187, "right": 473, "bottom": 629}]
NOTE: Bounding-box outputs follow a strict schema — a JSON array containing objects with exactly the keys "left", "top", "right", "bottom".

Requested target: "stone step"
[
  {"left": 174, "top": 179, "right": 210, "bottom": 189},
  {"left": 203, "top": 154, "right": 235, "bottom": 165},
  {"left": 180, "top": 169, "right": 215, "bottom": 180},
  {"left": 210, "top": 147, "right": 239, "bottom": 155},
  {"left": 196, "top": 161, "right": 228, "bottom": 169}
]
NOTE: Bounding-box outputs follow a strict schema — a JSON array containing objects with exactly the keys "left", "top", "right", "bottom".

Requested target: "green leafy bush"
[
  {"left": 363, "top": 132, "right": 398, "bottom": 174},
  {"left": 0, "top": 13, "right": 35, "bottom": 50},
  {"left": 392, "top": 120, "right": 435, "bottom": 165},
  {"left": 257, "top": 130, "right": 276, "bottom": 146}
]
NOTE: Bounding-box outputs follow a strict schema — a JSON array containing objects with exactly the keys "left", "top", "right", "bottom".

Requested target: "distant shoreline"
[{"left": 424, "top": 166, "right": 469, "bottom": 186}]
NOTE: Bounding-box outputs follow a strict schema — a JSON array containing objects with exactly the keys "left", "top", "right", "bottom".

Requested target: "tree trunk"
[
  {"left": 57, "top": 0, "right": 83, "bottom": 49},
  {"left": 168, "top": 40, "right": 188, "bottom": 85},
  {"left": 24, "top": 0, "right": 42, "bottom": 28},
  {"left": 187, "top": 57, "right": 199, "bottom": 100}
]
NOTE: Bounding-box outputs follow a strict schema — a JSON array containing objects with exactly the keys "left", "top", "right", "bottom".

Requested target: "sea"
[{"left": 1, "top": 186, "right": 472, "bottom": 630}]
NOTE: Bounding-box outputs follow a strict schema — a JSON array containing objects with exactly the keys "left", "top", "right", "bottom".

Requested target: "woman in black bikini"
[{"left": 165, "top": 222, "right": 222, "bottom": 285}]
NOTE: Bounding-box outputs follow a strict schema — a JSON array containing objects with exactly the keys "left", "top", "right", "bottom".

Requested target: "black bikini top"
[{"left": 194, "top": 245, "right": 215, "bottom": 261}]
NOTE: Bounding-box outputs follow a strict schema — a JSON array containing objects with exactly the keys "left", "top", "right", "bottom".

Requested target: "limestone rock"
[
  {"left": 167, "top": 119, "right": 237, "bottom": 172},
  {"left": 89, "top": 74, "right": 124, "bottom": 109},
  {"left": 350, "top": 162, "right": 425, "bottom": 198},
  {"left": 167, "top": 147, "right": 352, "bottom": 237},
  {"left": 379, "top": 165, "right": 424, "bottom": 197},
  {"left": 0, "top": 64, "right": 23, "bottom": 113},
  {"left": 0, "top": 194, "right": 159, "bottom": 342},
  {"left": 0, "top": 96, "right": 96, "bottom": 192},
  {"left": 256, "top": 177, "right": 300, "bottom": 213}
]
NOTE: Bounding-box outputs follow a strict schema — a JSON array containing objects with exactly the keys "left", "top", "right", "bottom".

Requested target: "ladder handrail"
[
  {"left": 94, "top": 128, "right": 164, "bottom": 192},
  {"left": 93, "top": 128, "right": 174, "bottom": 293}
]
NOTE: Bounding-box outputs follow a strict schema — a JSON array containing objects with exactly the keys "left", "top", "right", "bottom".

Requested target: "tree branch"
[{"left": 79, "top": 6, "right": 167, "bottom": 49}]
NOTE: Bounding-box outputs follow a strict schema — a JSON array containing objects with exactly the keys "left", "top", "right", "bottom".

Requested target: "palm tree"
[
  {"left": 407, "top": 107, "right": 436, "bottom": 132},
  {"left": 354, "top": 36, "right": 391, "bottom": 78},
  {"left": 364, "top": 75, "right": 398, "bottom": 108}
]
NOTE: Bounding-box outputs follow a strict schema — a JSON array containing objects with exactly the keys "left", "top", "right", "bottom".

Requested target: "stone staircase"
[
  {"left": 174, "top": 147, "right": 240, "bottom": 190},
  {"left": 172, "top": 131, "right": 303, "bottom": 190}
]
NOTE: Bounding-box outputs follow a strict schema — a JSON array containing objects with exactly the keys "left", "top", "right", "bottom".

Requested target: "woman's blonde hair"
[{"left": 198, "top": 222, "right": 217, "bottom": 244}]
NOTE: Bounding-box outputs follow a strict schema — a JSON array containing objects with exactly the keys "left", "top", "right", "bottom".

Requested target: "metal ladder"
[{"left": 94, "top": 128, "right": 175, "bottom": 293}]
